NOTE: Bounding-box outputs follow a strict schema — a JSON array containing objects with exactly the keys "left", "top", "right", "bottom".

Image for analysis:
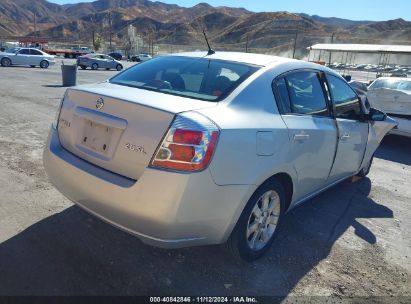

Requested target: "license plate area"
[{"left": 80, "top": 119, "right": 114, "bottom": 154}]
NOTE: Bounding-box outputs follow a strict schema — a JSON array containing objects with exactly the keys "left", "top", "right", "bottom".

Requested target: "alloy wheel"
[{"left": 246, "top": 190, "right": 281, "bottom": 251}]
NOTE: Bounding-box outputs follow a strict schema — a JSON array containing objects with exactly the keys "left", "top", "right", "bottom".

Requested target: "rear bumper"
[{"left": 43, "top": 126, "right": 254, "bottom": 248}]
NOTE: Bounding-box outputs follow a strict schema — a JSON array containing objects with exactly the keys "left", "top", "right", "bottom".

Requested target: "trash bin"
[{"left": 61, "top": 64, "right": 77, "bottom": 87}]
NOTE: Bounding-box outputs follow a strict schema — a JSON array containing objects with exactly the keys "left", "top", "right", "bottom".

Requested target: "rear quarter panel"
[{"left": 197, "top": 65, "right": 297, "bottom": 188}]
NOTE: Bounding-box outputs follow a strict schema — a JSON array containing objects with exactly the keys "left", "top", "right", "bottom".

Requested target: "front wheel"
[
  {"left": 40, "top": 60, "right": 49, "bottom": 69},
  {"left": 226, "top": 178, "right": 285, "bottom": 261},
  {"left": 116, "top": 64, "right": 123, "bottom": 71},
  {"left": 1, "top": 58, "right": 11, "bottom": 67}
]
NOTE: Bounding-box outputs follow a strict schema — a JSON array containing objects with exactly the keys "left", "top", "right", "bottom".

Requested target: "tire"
[
  {"left": 226, "top": 178, "right": 286, "bottom": 261},
  {"left": 116, "top": 64, "right": 123, "bottom": 71},
  {"left": 357, "top": 155, "right": 374, "bottom": 177},
  {"left": 91, "top": 63, "right": 98, "bottom": 70},
  {"left": 1, "top": 58, "right": 11, "bottom": 67},
  {"left": 40, "top": 60, "right": 49, "bottom": 69},
  {"left": 80, "top": 66, "right": 86, "bottom": 70}
]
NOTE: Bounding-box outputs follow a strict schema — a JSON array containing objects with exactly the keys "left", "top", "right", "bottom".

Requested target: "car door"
[
  {"left": 29, "top": 49, "right": 43, "bottom": 66},
  {"left": 104, "top": 55, "right": 114, "bottom": 69},
  {"left": 273, "top": 70, "right": 338, "bottom": 201},
  {"left": 325, "top": 74, "right": 368, "bottom": 182},
  {"left": 14, "top": 48, "right": 30, "bottom": 65}
]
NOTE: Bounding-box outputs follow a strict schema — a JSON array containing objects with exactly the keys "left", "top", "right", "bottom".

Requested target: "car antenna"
[{"left": 202, "top": 29, "right": 215, "bottom": 56}]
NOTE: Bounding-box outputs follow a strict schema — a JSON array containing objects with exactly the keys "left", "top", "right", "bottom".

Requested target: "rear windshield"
[
  {"left": 110, "top": 56, "right": 260, "bottom": 101},
  {"left": 369, "top": 79, "right": 411, "bottom": 92}
]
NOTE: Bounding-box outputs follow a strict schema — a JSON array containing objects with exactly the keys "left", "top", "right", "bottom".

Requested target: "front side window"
[
  {"left": 274, "top": 71, "right": 329, "bottom": 116},
  {"left": 18, "top": 49, "right": 30, "bottom": 55},
  {"left": 110, "top": 56, "right": 260, "bottom": 101},
  {"left": 327, "top": 75, "right": 362, "bottom": 120}
]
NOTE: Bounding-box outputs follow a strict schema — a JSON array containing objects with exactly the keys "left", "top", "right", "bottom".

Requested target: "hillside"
[{"left": 0, "top": 0, "right": 410, "bottom": 50}]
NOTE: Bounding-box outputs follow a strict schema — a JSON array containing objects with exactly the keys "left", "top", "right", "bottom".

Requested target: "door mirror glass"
[{"left": 368, "top": 108, "right": 386, "bottom": 121}]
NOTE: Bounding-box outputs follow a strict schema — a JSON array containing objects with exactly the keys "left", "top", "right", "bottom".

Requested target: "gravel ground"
[{"left": 0, "top": 60, "right": 410, "bottom": 299}]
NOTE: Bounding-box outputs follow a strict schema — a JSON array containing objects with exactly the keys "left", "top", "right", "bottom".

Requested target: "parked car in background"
[
  {"left": 368, "top": 77, "right": 411, "bottom": 137},
  {"left": 0, "top": 47, "right": 55, "bottom": 68},
  {"left": 130, "top": 53, "right": 152, "bottom": 62},
  {"left": 108, "top": 52, "right": 123, "bottom": 61},
  {"left": 44, "top": 52, "right": 396, "bottom": 261},
  {"left": 77, "top": 54, "right": 123, "bottom": 71}
]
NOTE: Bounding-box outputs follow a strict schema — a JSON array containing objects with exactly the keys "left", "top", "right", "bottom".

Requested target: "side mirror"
[
  {"left": 359, "top": 95, "right": 370, "bottom": 115},
  {"left": 368, "top": 108, "right": 386, "bottom": 122}
]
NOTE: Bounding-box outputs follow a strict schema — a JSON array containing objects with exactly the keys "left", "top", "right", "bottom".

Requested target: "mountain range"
[{"left": 0, "top": 0, "right": 410, "bottom": 53}]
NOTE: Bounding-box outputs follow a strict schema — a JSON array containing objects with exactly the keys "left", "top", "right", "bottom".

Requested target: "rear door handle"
[
  {"left": 340, "top": 133, "right": 350, "bottom": 140},
  {"left": 293, "top": 134, "right": 310, "bottom": 141}
]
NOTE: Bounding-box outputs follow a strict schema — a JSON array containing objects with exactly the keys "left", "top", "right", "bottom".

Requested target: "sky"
[{"left": 48, "top": 0, "right": 411, "bottom": 21}]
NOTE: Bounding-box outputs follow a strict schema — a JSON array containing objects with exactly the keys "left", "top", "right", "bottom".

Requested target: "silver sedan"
[
  {"left": 77, "top": 54, "right": 123, "bottom": 71},
  {"left": 0, "top": 47, "right": 55, "bottom": 68},
  {"left": 43, "top": 52, "right": 396, "bottom": 261}
]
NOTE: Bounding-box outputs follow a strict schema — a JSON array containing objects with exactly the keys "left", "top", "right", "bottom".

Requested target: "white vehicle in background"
[
  {"left": 72, "top": 47, "right": 94, "bottom": 54},
  {"left": 130, "top": 53, "right": 152, "bottom": 62},
  {"left": 0, "top": 47, "right": 55, "bottom": 68},
  {"left": 367, "top": 77, "right": 411, "bottom": 137}
]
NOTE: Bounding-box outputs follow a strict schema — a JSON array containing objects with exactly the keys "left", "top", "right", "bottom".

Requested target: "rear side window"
[
  {"left": 327, "top": 75, "right": 361, "bottom": 119},
  {"left": 30, "top": 49, "right": 42, "bottom": 55},
  {"left": 274, "top": 71, "right": 329, "bottom": 116},
  {"left": 110, "top": 56, "right": 260, "bottom": 101}
]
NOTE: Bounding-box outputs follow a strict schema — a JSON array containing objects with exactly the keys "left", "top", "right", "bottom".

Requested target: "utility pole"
[
  {"left": 33, "top": 12, "right": 37, "bottom": 37},
  {"left": 328, "top": 32, "right": 335, "bottom": 65},
  {"left": 91, "top": 14, "right": 95, "bottom": 47},
  {"left": 108, "top": 11, "right": 112, "bottom": 51},
  {"left": 292, "top": 30, "right": 298, "bottom": 59}
]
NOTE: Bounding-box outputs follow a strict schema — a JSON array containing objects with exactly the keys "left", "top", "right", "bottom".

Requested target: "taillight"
[{"left": 151, "top": 112, "right": 220, "bottom": 172}]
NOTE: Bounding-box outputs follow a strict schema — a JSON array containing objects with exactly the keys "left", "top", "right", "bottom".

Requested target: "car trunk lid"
[{"left": 57, "top": 82, "right": 217, "bottom": 180}]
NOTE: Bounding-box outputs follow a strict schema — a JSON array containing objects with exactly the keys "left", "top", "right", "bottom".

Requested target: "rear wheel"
[
  {"left": 226, "top": 178, "right": 285, "bottom": 261},
  {"left": 91, "top": 63, "right": 98, "bottom": 70},
  {"left": 80, "top": 66, "right": 86, "bottom": 70},
  {"left": 1, "top": 58, "right": 11, "bottom": 67},
  {"left": 40, "top": 60, "right": 49, "bottom": 69},
  {"left": 116, "top": 64, "right": 123, "bottom": 71}
]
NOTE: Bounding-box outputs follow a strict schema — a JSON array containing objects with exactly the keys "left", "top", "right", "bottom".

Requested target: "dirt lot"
[{"left": 0, "top": 60, "right": 410, "bottom": 299}]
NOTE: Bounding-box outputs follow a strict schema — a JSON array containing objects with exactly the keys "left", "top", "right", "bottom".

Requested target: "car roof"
[{"left": 171, "top": 51, "right": 295, "bottom": 67}]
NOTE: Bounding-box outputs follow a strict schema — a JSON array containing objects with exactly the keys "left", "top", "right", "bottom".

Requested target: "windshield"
[
  {"left": 4, "top": 48, "right": 19, "bottom": 54},
  {"left": 369, "top": 79, "right": 411, "bottom": 92},
  {"left": 110, "top": 56, "right": 260, "bottom": 101}
]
